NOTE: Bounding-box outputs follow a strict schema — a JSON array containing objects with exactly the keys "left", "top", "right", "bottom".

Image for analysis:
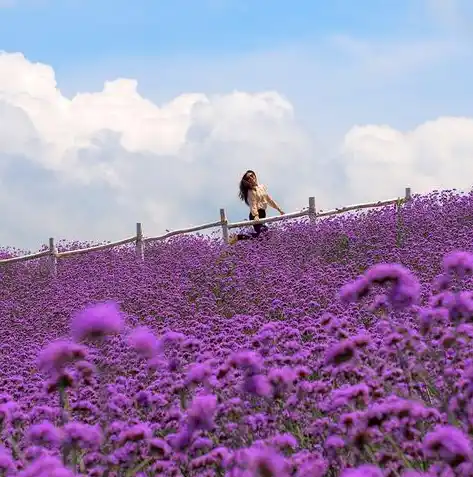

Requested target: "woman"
[{"left": 230, "top": 170, "right": 284, "bottom": 243}]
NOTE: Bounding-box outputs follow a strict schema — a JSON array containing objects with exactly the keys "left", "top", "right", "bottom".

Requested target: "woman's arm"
[{"left": 264, "top": 186, "right": 284, "bottom": 215}]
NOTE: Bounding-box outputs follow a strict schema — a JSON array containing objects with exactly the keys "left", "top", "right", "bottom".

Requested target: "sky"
[{"left": 1, "top": 0, "right": 473, "bottom": 250}]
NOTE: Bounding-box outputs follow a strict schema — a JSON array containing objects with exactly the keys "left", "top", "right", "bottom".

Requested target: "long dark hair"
[{"left": 238, "top": 170, "right": 256, "bottom": 205}]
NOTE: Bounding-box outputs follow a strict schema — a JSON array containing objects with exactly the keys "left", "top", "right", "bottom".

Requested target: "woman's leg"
[
  {"left": 249, "top": 209, "right": 267, "bottom": 237},
  {"left": 259, "top": 209, "right": 269, "bottom": 234}
]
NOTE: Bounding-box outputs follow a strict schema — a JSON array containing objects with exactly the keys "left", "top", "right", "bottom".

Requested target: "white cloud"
[
  {"left": 0, "top": 51, "right": 315, "bottom": 249},
  {"left": 341, "top": 117, "right": 473, "bottom": 200},
  {"left": 1, "top": 50, "right": 473, "bottom": 251}
]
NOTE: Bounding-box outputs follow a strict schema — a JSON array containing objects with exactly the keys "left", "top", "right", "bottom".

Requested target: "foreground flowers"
[{"left": 1, "top": 190, "right": 473, "bottom": 475}]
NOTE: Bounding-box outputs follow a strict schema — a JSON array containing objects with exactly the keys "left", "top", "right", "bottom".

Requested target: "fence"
[{"left": 0, "top": 187, "right": 412, "bottom": 276}]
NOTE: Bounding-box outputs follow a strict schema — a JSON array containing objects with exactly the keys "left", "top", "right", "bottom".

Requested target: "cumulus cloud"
[
  {"left": 341, "top": 117, "right": 473, "bottom": 201},
  {"left": 0, "top": 52, "right": 316, "bottom": 249},
  {"left": 0, "top": 51, "right": 472, "bottom": 250}
]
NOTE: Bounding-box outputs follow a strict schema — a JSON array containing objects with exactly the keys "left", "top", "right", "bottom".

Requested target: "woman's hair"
[{"left": 238, "top": 170, "right": 256, "bottom": 205}]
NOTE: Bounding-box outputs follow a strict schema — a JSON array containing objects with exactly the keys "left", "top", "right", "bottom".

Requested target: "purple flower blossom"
[
  {"left": 295, "top": 456, "right": 327, "bottom": 477},
  {"left": 340, "top": 263, "right": 420, "bottom": 309},
  {"left": 242, "top": 374, "right": 272, "bottom": 397},
  {"left": 128, "top": 326, "right": 162, "bottom": 359},
  {"left": 325, "top": 339, "right": 356, "bottom": 366},
  {"left": 71, "top": 301, "right": 124, "bottom": 341},
  {"left": 325, "top": 435, "right": 345, "bottom": 450},
  {"left": 118, "top": 423, "right": 152, "bottom": 444},
  {"left": 0, "top": 446, "right": 15, "bottom": 474},
  {"left": 229, "top": 350, "right": 264, "bottom": 374},
  {"left": 27, "top": 420, "right": 62, "bottom": 447},
  {"left": 18, "top": 456, "right": 75, "bottom": 477},
  {"left": 0, "top": 401, "right": 16, "bottom": 428},
  {"left": 271, "top": 433, "right": 298, "bottom": 451},
  {"left": 63, "top": 422, "right": 103, "bottom": 450},
  {"left": 5, "top": 193, "right": 473, "bottom": 476},
  {"left": 423, "top": 425, "right": 472, "bottom": 467},
  {"left": 246, "top": 447, "right": 290, "bottom": 477},
  {"left": 37, "top": 340, "right": 87, "bottom": 376},
  {"left": 187, "top": 394, "right": 218, "bottom": 432},
  {"left": 340, "top": 465, "right": 384, "bottom": 477},
  {"left": 185, "top": 362, "right": 212, "bottom": 386},
  {"left": 149, "top": 438, "right": 172, "bottom": 458},
  {"left": 442, "top": 251, "right": 473, "bottom": 278}
]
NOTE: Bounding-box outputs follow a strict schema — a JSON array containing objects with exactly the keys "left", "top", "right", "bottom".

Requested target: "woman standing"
[{"left": 230, "top": 170, "right": 284, "bottom": 243}]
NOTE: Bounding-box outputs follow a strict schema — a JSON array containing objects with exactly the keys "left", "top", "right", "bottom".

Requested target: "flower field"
[{"left": 2, "top": 189, "right": 473, "bottom": 476}]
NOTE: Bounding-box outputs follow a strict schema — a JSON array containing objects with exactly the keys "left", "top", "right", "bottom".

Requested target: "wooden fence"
[{"left": 0, "top": 187, "right": 412, "bottom": 276}]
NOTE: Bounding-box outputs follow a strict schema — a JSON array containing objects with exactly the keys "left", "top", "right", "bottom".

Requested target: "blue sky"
[
  {"left": 1, "top": 0, "right": 473, "bottom": 249},
  {"left": 0, "top": 0, "right": 461, "bottom": 63},
  {"left": 2, "top": 0, "right": 469, "bottom": 136}
]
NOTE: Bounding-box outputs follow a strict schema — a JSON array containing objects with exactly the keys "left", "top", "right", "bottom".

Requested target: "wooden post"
[
  {"left": 308, "top": 196, "right": 316, "bottom": 224},
  {"left": 405, "top": 187, "right": 412, "bottom": 201},
  {"left": 48, "top": 237, "right": 57, "bottom": 277},
  {"left": 220, "top": 208, "right": 229, "bottom": 244},
  {"left": 136, "top": 223, "right": 144, "bottom": 261}
]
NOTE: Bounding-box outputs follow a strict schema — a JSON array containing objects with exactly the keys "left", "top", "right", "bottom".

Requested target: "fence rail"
[{"left": 0, "top": 187, "right": 412, "bottom": 275}]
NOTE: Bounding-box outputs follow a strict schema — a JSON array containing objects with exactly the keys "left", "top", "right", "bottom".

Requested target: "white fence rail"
[{"left": 0, "top": 187, "right": 412, "bottom": 275}]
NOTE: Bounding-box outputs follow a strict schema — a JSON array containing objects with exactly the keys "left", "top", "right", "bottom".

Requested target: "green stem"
[
  {"left": 384, "top": 434, "right": 415, "bottom": 469},
  {"left": 7, "top": 436, "right": 25, "bottom": 463},
  {"left": 79, "top": 454, "right": 87, "bottom": 474},
  {"left": 363, "top": 443, "right": 377, "bottom": 464},
  {"left": 58, "top": 384, "right": 71, "bottom": 466},
  {"left": 59, "top": 385, "right": 70, "bottom": 422},
  {"left": 71, "top": 446, "right": 78, "bottom": 474},
  {"left": 125, "top": 458, "right": 152, "bottom": 477}
]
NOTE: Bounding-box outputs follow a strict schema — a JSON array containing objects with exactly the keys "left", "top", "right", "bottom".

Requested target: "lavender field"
[{"left": 1, "top": 190, "right": 473, "bottom": 477}]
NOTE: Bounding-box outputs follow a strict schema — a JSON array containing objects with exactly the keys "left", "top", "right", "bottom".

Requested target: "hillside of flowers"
[{"left": 1, "top": 189, "right": 473, "bottom": 476}]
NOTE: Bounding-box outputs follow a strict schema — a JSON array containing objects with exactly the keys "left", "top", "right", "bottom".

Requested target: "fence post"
[
  {"left": 308, "top": 196, "right": 316, "bottom": 223},
  {"left": 220, "top": 208, "right": 229, "bottom": 244},
  {"left": 405, "top": 187, "right": 412, "bottom": 201},
  {"left": 48, "top": 237, "right": 57, "bottom": 277},
  {"left": 136, "top": 222, "right": 144, "bottom": 261}
]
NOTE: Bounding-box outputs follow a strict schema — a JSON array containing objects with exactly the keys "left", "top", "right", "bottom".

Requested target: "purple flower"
[
  {"left": 339, "top": 276, "right": 371, "bottom": 303},
  {"left": 341, "top": 465, "right": 384, "bottom": 477},
  {"left": 27, "top": 420, "right": 62, "bottom": 447},
  {"left": 268, "top": 367, "right": 297, "bottom": 388},
  {"left": 340, "top": 263, "right": 420, "bottom": 309},
  {"left": 295, "top": 456, "right": 327, "bottom": 477},
  {"left": 325, "top": 339, "right": 356, "bottom": 366},
  {"left": 331, "top": 383, "right": 370, "bottom": 409},
  {"left": 187, "top": 394, "right": 218, "bottom": 432},
  {"left": 442, "top": 251, "right": 473, "bottom": 278},
  {"left": 118, "top": 423, "right": 152, "bottom": 445},
  {"left": 325, "top": 435, "right": 345, "bottom": 450},
  {"left": 229, "top": 350, "right": 264, "bottom": 374},
  {"left": 242, "top": 374, "right": 272, "bottom": 397},
  {"left": 75, "top": 360, "right": 96, "bottom": 378},
  {"left": 170, "top": 428, "right": 193, "bottom": 452},
  {"left": 18, "top": 455, "right": 75, "bottom": 477},
  {"left": 423, "top": 425, "right": 472, "bottom": 467},
  {"left": 432, "top": 273, "right": 451, "bottom": 292},
  {"left": 63, "top": 422, "right": 103, "bottom": 450},
  {"left": 0, "top": 447, "right": 15, "bottom": 474},
  {"left": 71, "top": 301, "right": 124, "bottom": 341},
  {"left": 37, "top": 340, "right": 87, "bottom": 376},
  {"left": 0, "top": 401, "right": 16, "bottom": 427},
  {"left": 247, "top": 447, "right": 290, "bottom": 477},
  {"left": 271, "top": 433, "right": 298, "bottom": 451},
  {"left": 185, "top": 362, "right": 212, "bottom": 386},
  {"left": 128, "top": 326, "right": 162, "bottom": 359},
  {"left": 149, "top": 438, "right": 172, "bottom": 458}
]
